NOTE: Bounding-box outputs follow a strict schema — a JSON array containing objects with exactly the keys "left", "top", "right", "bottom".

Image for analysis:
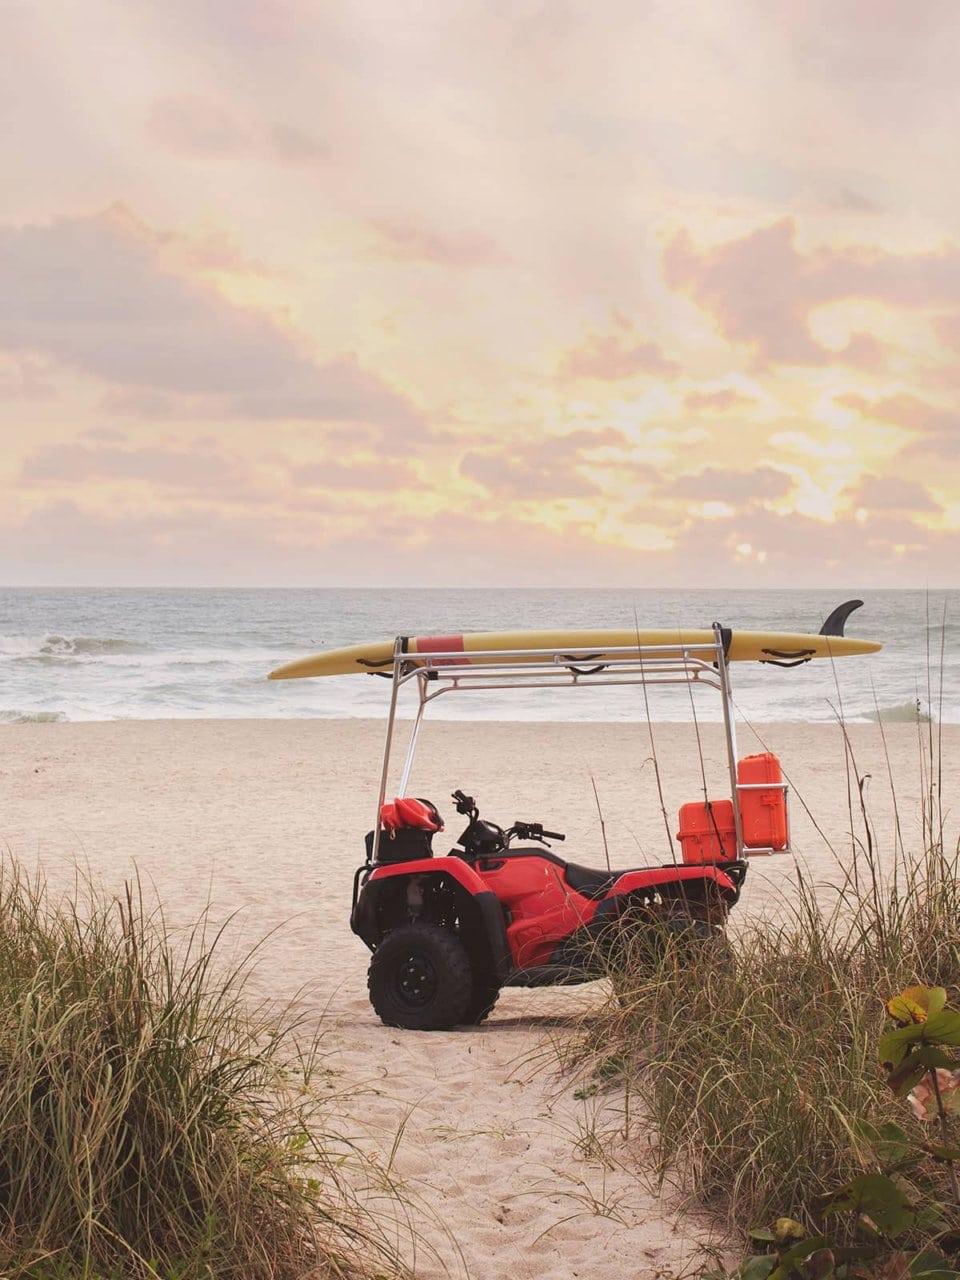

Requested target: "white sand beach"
[{"left": 1, "top": 718, "right": 956, "bottom": 1279}]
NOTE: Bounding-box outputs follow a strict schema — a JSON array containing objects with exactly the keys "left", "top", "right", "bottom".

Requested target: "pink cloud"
[
  {"left": 547, "top": 427, "right": 629, "bottom": 452},
  {"left": 371, "top": 221, "right": 508, "bottom": 267},
  {"left": 267, "top": 123, "right": 326, "bottom": 166},
  {"left": 766, "top": 0, "right": 960, "bottom": 106},
  {"left": 836, "top": 392, "right": 959, "bottom": 439},
  {"left": 461, "top": 451, "right": 599, "bottom": 499},
  {"left": 460, "top": 427, "right": 634, "bottom": 499},
  {"left": 4, "top": 490, "right": 957, "bottom": 590},
  {"left": 290, "top": 459, "right": 425, "bottom": 491},
  {"left": 559, "top": 314, "right": 677, "bottom": 381},
  {"left": 146, "top": 96, "right": 250, "bottom": 158},
  {"left": 670, "top": 466, "right": 794, "bottom": 503},
  {"left": 663, "top": 219, "right": 960, "bottom": 367},
  {"left": 934, "top": 314, "right": 960, "bottom": 351},
  {"left": 0, "top": 354, "right": 55, "bottom": 399},
  {"left": 664, "top": 505, "right": 942, "bottom": 585},
  {"left": 683, "top": 388, "right": 758, "bottom": 413},
  {"left": 0, "top": 208, "right": 424, "bottom": 430},
  {"left": 664, "top": 221, "right": 823, "bottom": 363},
  {"left": 19, "top": 440, "right": 242, "bottom": 491},
  {"left": 147, "top": 97, "right": 326, "bottom": 170},
  {"left": 844, "top": 475, "right": 940, "bottom": 513}
]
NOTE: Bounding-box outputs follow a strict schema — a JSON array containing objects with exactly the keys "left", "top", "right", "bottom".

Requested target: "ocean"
[{"left": 1, "top": 587, "right": 956, "bottom": 726}]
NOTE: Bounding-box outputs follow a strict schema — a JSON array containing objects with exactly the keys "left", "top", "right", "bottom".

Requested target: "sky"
[{"left": 3, "top": 0, "right": 960, "bottom": 588}]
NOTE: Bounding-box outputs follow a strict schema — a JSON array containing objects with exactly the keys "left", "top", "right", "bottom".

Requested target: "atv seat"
[{"left": 562, "top": 862, "right": 620, "bottom": 900}]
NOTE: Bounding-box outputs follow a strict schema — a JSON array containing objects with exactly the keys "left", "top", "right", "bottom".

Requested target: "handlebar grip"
[{"left": 542, "top": 829, "right": 565, "bottom": 841}]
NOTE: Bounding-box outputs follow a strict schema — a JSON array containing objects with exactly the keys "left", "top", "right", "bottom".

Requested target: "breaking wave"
[
  {"left": 0, "top": 710, "right": 67, "bottom": 724},
  {"left": 865, "top": 701, "right": 934, "bottom": 724},
  {"left": 0, "top": 634, "right": 151, "bottom": 659}
]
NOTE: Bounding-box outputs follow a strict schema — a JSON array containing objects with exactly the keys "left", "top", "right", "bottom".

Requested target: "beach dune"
[{"left": 1, "top": 718, "right": 954, "bottom": 1278}]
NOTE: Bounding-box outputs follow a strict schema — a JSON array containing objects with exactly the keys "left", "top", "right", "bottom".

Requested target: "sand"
[{"left": 1, "top": 717, "right": 956, "bottom": 1279}]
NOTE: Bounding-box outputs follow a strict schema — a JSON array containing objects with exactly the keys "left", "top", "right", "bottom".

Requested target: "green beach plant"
[
  {"left": 0, "top": 861, "right": 398, "bottom": 1280},
  {"left": 704, "top": 984, "right": 960, "bottom": 1278},
  {"left": 569, "top": 715, "right": 960, "bottom": 1271}
]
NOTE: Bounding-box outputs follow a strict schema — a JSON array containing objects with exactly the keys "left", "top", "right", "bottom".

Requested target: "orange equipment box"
[
  {"left": 676, "top": 799, "right": 737, "bottom": 864},
  {"left": 736, "top": 752, "right": 788, "bottom": 850}
]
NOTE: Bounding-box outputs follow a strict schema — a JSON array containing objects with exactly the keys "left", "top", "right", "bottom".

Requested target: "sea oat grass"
[
  {"left": 574, "top": 742, "right": 960, "bottom": 1244},
  {"left": 0, "top": 861, "right": 395, "bottom": 1280}
]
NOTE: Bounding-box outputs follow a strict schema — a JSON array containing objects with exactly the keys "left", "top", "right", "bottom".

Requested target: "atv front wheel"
[
  {"left": 368, "top": 924, "right": 474, "bottom": 1030},
  {"left": 462, "top": 974, "right": 501, "bottom": 1025}
]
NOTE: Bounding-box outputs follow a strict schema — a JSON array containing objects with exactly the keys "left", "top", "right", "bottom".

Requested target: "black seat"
[{"left": 562, "top": 861, "right": 620, "bottom": 900}]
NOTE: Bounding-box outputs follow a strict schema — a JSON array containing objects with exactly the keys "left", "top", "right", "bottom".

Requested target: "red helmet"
[{"left": 379, "top": 796, "right": 443, "bottom": 832}]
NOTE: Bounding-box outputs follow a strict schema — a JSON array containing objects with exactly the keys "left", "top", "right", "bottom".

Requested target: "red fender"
[
  {"left": 365, "top": 854, "right": 487, "bottom": 895},
  {"left": 606, "top": 864, "right": 740, "bottom": 900}
]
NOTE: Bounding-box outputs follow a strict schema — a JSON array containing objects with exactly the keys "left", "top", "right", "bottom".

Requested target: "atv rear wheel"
[
  {"left": 368, "top": 924, "right": 474, "bottom": 1030},
  {"left": 612, "top": 904, "right": 731, "bottom": 995}
]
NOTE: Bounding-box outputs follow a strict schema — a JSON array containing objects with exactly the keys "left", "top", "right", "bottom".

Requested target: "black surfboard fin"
[{"left": 819, "top": 599, "right": 863, "bottom": 637}]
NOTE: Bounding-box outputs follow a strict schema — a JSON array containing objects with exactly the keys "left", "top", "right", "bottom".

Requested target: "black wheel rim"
[{"left": 395, "top": 952, "right": 437, "bottom": 1008}]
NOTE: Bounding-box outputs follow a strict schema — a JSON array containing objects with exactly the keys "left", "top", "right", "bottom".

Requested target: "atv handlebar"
[
  {"left": 451, "top": 789, "right": 476, "bottom": 817},
  {"left": 510, "top": 821, "right": 565, "bottom": 844},
  {"left": 451, "top": 790, "right": 565, "bottom": 850}
]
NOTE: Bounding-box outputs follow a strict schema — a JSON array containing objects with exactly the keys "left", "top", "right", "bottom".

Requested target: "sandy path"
[{"left": 1, "top": 718, "right": 954, "bottom": 1278}]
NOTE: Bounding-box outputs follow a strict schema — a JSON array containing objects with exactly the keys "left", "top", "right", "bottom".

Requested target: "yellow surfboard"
[{"left": 268, "top": 626, "right": 881, "bottom": 680}]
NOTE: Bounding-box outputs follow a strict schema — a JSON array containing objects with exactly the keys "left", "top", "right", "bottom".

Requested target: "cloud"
[
  {"left": 0, "top": 499, "right": 323, "bottom": 587},
  {"left": 459, "top": 427, "right": 633, "bottom": 499},
  {"left": 146, "top": 98, "right": 326, "bottom": 168},
  {"left": 547, "top": 427, "right": 630, "bottom": 453},
  {"left": 770, "top": 430, "right": 853, "bottom": 460},
  {"left": 935, "top": 314, "right": 960, "bottom": 351},
  {"left": 832, "top": 187, "right": 883, "bottom": 213},
  {"left": 0, "top": 207, "right": 423, "bottom": 428},
  {"left": 663, "top": 503, "right": 947, "bottom": 586},
  {"left": 683, "top": 388, "right": 758, "bottom": 414},
  {"left": 460, "top": 451, "right": 600, "bottom": 499},
  {"left": 763, "top": 0, "right": 960, "bottom": 93},
  {"left": 558, "top": 313, "right": 678, "bottom": 381},
  {"left": 151, "top": 226, "right": 277, "bottom": 278},
  {"left": 146, "top": 96, "right": 249, "bottom": 158},
  {"left": 19, "top": 439, "right": 242, "bottom": 491},
  {"left": 835, "top": 392, "right": 960, "bottom": 455},
  {"left": 100, "top": 389, "right": 187, "bottom": 419},
  {"left": 844, "top": 475, "right": 941, "bottom": 514},
  {"left": 4, "top": 488, "right": 955, "bottom": 591},
  {"left": 669, "top": 466, "right": 794, "bottom": 503},
  {"left": 0, "top": 492, "right": 633, "bottom": 590},
  {"left": 371, "top": 221, "right": 508, "bottom": 267},
  {"left": 0, "top": 354, "right": 55, "bottom": 399},
  {"left": 290, "top": 458, "right": 425, "bottom": 491},
  {"left": 267, "top": 123, "right": 326, "bottom": 166},
  {"left": 663, "top": 218, "right": 960, "bottom": 366},
  {"left": 663, "top": 221, "right": 828, "bottom": 364}
]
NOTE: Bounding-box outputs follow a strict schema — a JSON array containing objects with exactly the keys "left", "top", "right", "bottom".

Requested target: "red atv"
[
  {"left": 352, "top": 761, "right": 784, "bottom": 1030},
  {"left": 268, "top": 605, "right": 876, "bottom": 1030}
]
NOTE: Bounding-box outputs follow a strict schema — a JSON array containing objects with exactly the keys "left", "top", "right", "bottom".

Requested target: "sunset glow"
[{"left": 4, "top": 0, "right": 960, "bottom": 587}]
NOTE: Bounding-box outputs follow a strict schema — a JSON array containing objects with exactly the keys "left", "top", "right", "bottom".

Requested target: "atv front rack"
[{"left": 367, "top": 625, "right": 788, "bottom": 867}]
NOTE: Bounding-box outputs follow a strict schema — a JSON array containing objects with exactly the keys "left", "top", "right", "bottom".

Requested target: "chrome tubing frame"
[{"left": 367, "top": 630, "right": 786, "bottom": 863}]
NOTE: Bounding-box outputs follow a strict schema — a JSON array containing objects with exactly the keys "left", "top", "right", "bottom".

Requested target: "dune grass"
[
  {"left": 572, "top": 721, "right": 960, "bottom": 1250},
  {"left": 0, "top": 862, "right": 397, "bottom": 1280}
]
